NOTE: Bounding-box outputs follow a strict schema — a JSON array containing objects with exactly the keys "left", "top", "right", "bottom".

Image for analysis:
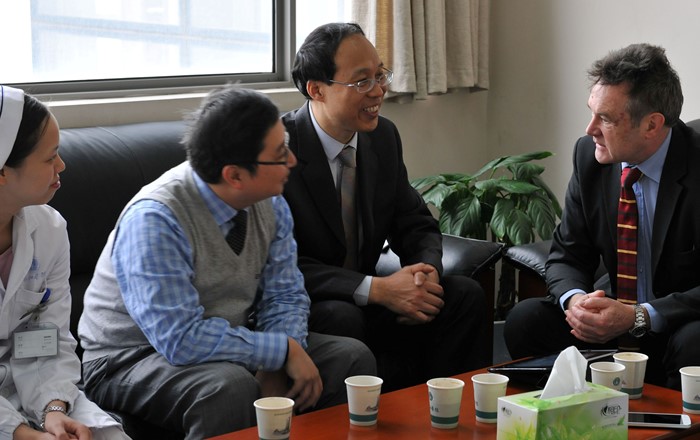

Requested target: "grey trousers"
[{"left": 82, "top": 332, "right": 375, "bottom": 440}]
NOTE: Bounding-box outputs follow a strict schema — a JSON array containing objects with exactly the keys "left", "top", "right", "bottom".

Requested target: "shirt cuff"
[
  {"left": 352, "top": 276, "right": 373, "bottom": 306},
  {"left": 641, "top": 303, "right": 665, "bottom": 333},
  {"left": 249, "top": 332, "right": 289, "bottom": 372},
  {"left": 559, "top": 288, "right": 586, "bottom": 310}
]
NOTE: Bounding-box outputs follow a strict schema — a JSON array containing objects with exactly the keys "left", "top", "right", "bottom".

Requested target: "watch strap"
[
  {"left": 40, "top": 405, "right": 67, "bottom": 431},
  {"left": 629, "top": 304, "right": 648, "bottom": 337}
]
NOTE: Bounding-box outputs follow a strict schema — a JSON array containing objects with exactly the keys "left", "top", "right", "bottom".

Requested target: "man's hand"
[
  {"left": 368, "top": 263, "right": 444, "bottom": 325},
  {"left": 564, "top": 290, "right": 636, "bottom": 343},
  {"left": 284, "top": 338, "right": 323, "bottom": 413},
  {"left": 42, "top": 410, "right": 92, "bottom": 440},
  {"left": 13, "top": 423, "right": 59, "bottom": 440}
]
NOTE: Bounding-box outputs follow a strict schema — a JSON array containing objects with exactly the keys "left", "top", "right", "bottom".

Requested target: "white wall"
[{"left": 50, "top": 0, "right": 700, "bottom": 208}]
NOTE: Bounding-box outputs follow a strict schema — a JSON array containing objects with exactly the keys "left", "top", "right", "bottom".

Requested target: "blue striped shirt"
[{"left": 112, "top": 172, "right": 309, "bottom": 371}]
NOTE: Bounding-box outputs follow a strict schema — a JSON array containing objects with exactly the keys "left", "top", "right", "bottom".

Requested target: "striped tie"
[
  {"left": 226, "top": 210, "right": 247, "bottom": 255},
  {"left": 338, "top": 146, "right": 358, "bottom": 269},
  {"left": 617, "top": 166, "right": 642, "bottom": 351},
  {"left": 616, "top": 166, "right": 642, "bottom": 304}
]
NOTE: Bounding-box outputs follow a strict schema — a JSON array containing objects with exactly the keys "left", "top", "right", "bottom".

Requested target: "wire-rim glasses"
[{"left": 328, "top": 67, "right": 394, "bottom": 93}]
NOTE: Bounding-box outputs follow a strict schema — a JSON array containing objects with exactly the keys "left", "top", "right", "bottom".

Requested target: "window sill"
[{"left": 47, "top": 87, "right": 306, "bottom": 129}]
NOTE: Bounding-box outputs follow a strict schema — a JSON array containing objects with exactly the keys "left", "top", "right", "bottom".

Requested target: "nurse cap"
[{"left": 0, "top": 85, "right": 25, "bottom": 169}]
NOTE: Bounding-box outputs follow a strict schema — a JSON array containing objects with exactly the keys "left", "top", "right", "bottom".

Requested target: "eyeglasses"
[
  {"left": 245, "top": 132, "right": 292, "bottom": 166},
  {"left": 328, "top": 67, "right": 394, "bottom": 93}
]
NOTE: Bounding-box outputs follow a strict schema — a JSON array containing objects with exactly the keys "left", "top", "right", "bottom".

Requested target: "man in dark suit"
[
  {"left": 504, "top": 43, "right": 700, "bottom": 390},
  {"left": 282, "top": 22, "right": 490, "bottom": 391}
]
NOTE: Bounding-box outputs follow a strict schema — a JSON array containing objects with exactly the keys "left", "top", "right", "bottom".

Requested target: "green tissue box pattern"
[{"left": 497, "top": 383, "right": 628, "bottom": 440}]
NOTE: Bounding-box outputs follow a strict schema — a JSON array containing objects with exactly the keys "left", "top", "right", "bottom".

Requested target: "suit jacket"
[
  {"left": 282, "top": 102, "right": 443, "bottom": 301},
  {"left": 546, "top": 121, "right": 700, "bottom": 333}
]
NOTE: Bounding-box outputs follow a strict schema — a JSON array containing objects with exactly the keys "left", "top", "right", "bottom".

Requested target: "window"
[{"left": 1, "top": 0, "right": 348, "bottom": 98}]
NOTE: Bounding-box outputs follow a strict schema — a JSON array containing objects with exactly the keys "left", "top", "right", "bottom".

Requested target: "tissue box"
[{"left": 497, "top": 383, "right": 628, "bottom": 440}]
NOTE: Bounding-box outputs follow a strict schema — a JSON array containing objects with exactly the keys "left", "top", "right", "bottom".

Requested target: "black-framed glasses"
[
  {"left": 242, "top": 132, "right": 291, "bottom": 166},
  {"left": 329, "top": 67, "right": 394, "bottom": 93}
]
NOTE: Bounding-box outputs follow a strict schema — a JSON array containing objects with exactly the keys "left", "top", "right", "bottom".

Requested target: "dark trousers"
[
  {"left": 309, "top": 274, "right": 490, "bottom": 392},
  {"left": 82, "top": 332, "right": 376, "bottom": 440},
  {"left": 504, "top": 297, "right": 700, "bottom": 390}
]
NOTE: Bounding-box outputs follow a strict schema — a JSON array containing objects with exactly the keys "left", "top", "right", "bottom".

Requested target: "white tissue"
[{"left": 540, "top": 346, "right": 590, "bottom": 399}]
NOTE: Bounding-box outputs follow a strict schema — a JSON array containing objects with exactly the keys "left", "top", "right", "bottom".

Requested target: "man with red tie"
[{"left": 504, "top": 43, "right": 700, "bottom": 390}]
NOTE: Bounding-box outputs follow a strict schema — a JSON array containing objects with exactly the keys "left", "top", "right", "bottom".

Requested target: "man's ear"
[
  {"left": 221, "top": 164, "right": 245, "bottom": 189},
  {"left": 307, "top": 80, "right": 325, "bottom": 101},
  {"left": 644, "top": 112, "right": 666, "bottom": 137}
]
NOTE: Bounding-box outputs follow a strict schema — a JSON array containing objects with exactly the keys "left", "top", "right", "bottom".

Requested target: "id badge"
[{"left": 13, "top": 323, "right": 59, "bottom": 359}]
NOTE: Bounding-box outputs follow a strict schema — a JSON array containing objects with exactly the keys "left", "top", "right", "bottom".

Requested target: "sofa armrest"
[
  {"left": 503, "top": 239, "right": 610, "bottom": 297},
  {"left": 502, "top": 240, "right": 551, "bottom": 280},
  {"left": 375, "top": 234, "right": 504, "bottom": 278}
]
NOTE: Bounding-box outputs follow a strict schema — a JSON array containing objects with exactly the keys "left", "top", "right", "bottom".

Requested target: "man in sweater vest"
[{"left": 78, "top": 87, "right": 376, "bottom": 439}]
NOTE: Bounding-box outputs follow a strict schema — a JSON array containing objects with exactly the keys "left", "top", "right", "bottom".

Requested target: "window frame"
[{"left": 10, "top": 0, "right": 296, "bottom": 101}]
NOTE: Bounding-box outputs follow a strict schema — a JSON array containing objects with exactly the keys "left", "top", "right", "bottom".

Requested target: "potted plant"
[{"left": 410, "top": 151, "right": 562, "bottom": 319}]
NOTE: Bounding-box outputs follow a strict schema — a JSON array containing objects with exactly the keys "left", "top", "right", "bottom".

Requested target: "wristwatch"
[
  {"left": 40, "top": 405, "right": 67, "bottom": 431},
  {"left": 629, "top": 304, "right": 648, "bottom": 338}
]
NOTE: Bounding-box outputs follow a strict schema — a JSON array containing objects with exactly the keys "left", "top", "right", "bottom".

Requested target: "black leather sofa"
[{"left": 49, "top": 119, "right": 504, "bottom": 439}]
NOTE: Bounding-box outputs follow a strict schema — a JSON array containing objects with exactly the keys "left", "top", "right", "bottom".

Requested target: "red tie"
[
  {"left": 616, "top": 166, "right": 642, "bottom": 305},
  {"left": 617, "top": 167, "right": 643, "bottom": 351}
]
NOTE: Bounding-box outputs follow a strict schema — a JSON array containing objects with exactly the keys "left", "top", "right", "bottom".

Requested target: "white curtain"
[{"left": 351, "top": 0, "right": 490, "bottom": 102}]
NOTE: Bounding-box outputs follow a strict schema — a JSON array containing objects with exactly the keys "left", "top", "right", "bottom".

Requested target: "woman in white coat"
[{"left": 0, "top": 85, "right": 131, "bottom": 440}]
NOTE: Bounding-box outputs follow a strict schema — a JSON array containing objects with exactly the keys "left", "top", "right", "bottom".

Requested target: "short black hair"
[
  {"left": 183, "top": 86, "right": 280, "bottom": 183},
  {"left": 5, "top": 94, "right": 50, "bottom": 168},
  {"left": 292, "top": 22, "right": 365, "bottom": 99},
  {"left": 588, "top": 43, "right": 683, "bottom": 127}
]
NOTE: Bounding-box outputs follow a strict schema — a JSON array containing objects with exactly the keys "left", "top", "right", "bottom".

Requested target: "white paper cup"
[
  {"left": 471, "top": 373, "right": 509, "bottom": 423},
  {"left": 253, "top": 397, "right": 294, "bottom": 440},
  {"left": 680, "top": 366, "right": 700, "bottom": 414},
  {"left": 590, "top": 361, "right": 626, "bottom": 391},
  {"left": 613, "top": 352, "right": 648, "bottom": 399},
  {"left": 427, "top": 378, "right": 465, "bottom": 429},
  {"left": 345, "top": 375, "right": 383, "bottom": 426}
]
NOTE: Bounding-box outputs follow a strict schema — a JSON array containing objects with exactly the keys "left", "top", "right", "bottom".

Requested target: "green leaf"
[
  {"left": 439, "top": 194, "right": 485, "bottom": 238},
  {"left": 527, "top": 193, "right": 557, "bottom": 240},
  {"left": 509, "top": 162, "right": 545, "bottom": 180},
  {"left": 410, "top": 174, "right": 445, "bottom": 190},
  {"left": 473, "top": 151, "right": 552, "bottom": 178},
  {"left": 418, "top": 182, "right": 449, "bottom": 208},
  {"left": 490, "top": 198, "right": 514, "bottom": 241},
  {"left": 475, "top": 179, "right": 541, "bottom": 195},
  {"left": 505, "top": 210, "right": 534, "bottom": 245},
  {"left": 532, "top": 175, "right": 563, "bottom": 217}
]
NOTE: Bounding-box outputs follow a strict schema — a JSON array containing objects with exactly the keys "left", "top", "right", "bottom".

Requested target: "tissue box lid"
[{"left": 500, "top": 382, "right": 627, "bottom": 409}]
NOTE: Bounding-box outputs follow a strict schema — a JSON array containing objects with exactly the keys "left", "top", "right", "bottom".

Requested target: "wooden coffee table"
[{"left": 208, "top": 368, "right": 700, "bottom": 439}]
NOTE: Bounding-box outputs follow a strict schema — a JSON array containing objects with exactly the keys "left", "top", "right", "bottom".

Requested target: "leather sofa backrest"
[{"left": 49, "top": 121, "right": 188, "bottom": 357}]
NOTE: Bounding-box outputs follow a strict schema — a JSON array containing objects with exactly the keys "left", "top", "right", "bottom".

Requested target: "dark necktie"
[
  {"left": 226, "top": 210, "right": 247, "bottom": 255},
  {"left": 617, "top": 166, "right": 642, "bottom": 351},
  {"left": 616, "top": 166, "right": 642, "bottom": 304},
  {"left": 338, "top": 146, "right": 358, "bottom": 269}
]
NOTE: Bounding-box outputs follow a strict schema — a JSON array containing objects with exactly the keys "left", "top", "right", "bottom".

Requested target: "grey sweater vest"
[{"left": 79, "top": 163, "right": 275, "bottom": 362}]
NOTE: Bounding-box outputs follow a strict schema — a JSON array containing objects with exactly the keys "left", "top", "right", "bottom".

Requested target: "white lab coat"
[{"left": 0, "top": 205, "right": 123, "bottom": 439}]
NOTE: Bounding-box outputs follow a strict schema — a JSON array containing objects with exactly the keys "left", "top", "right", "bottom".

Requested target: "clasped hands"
[
  {"left": 13, "top": 411, "right": 91, "bottom": 440},
  {"left": 565, "top": 290, "right": 636, "bottom": 343},
  {"left": 369, "top": 262, "right": 444, "bottom": 325}
]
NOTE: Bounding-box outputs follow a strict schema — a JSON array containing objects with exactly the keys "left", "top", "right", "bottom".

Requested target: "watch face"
[{"left": 630, "top": 325, "right": 646, "bottom": 338}]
